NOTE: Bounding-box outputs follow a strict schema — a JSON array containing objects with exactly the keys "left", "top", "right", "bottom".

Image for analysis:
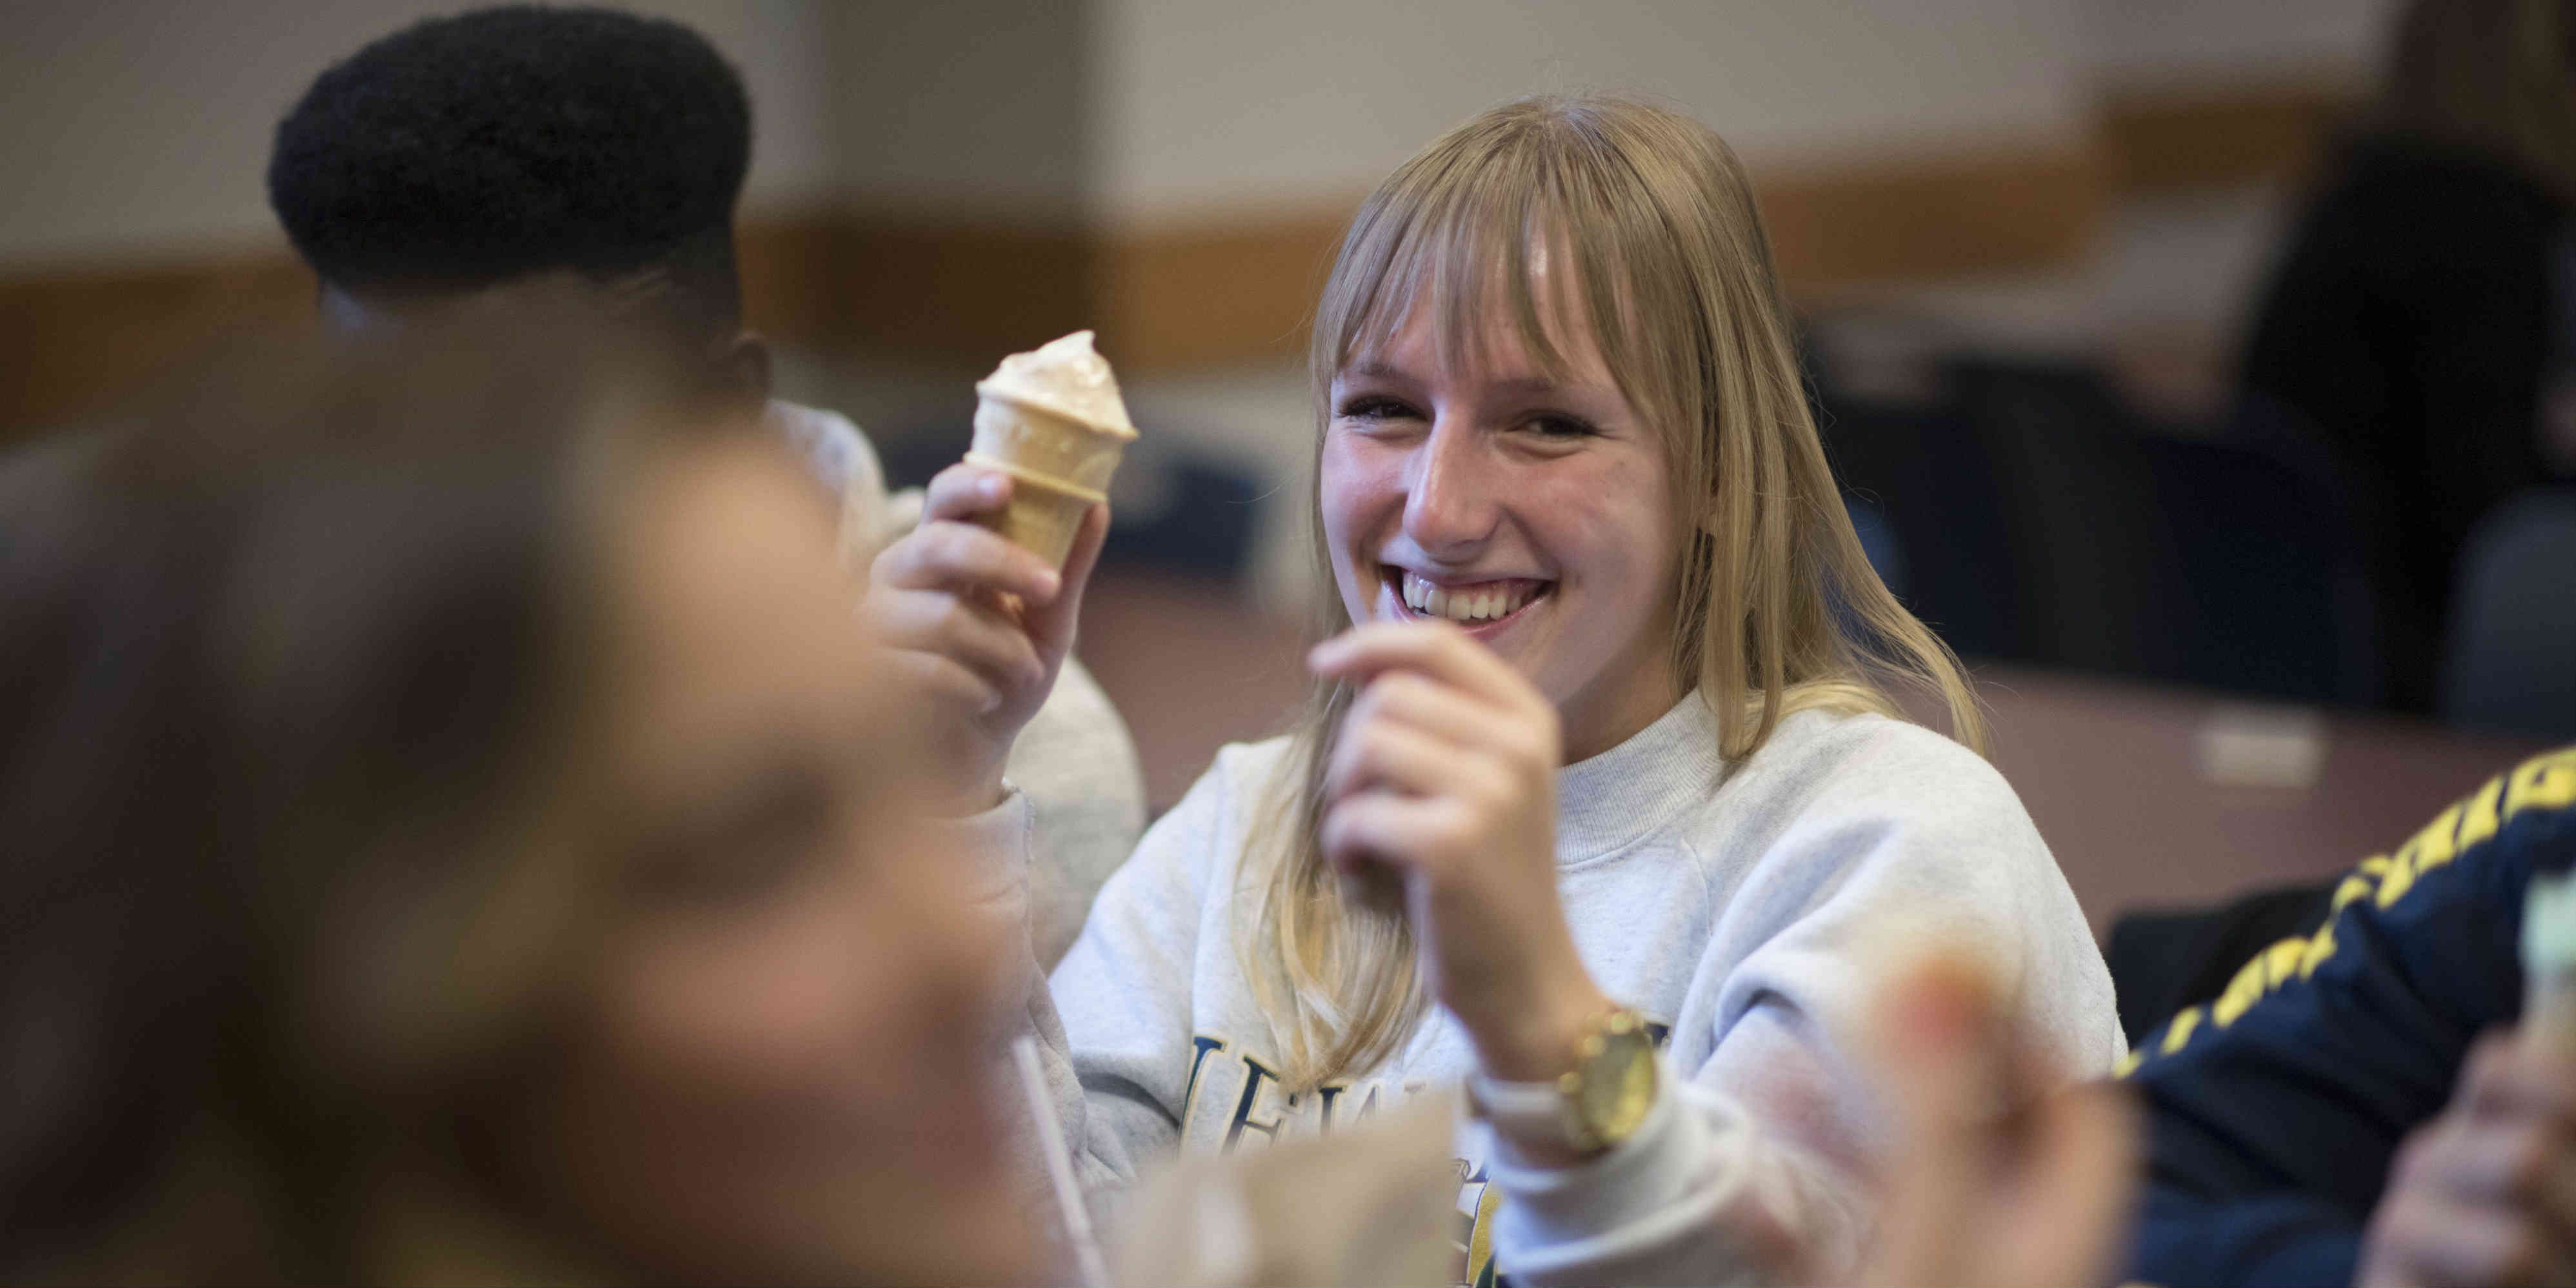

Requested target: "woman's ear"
[{"left": 717, "top": 330, "right": 774, "bottom": 407}]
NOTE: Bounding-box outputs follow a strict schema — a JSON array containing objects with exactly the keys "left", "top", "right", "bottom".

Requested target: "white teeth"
[{"left": 1394, "top": 570, "right": 1541, "bottom": 623}]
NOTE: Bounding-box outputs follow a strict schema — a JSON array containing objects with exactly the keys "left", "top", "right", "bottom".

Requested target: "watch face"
[{"left": 1575, "top": 1016, "right": 1659, "bottom": 1147}]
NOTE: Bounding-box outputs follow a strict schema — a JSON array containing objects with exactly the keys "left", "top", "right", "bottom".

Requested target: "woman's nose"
[{"left": 1401, "top": 419, "right": 1498, "bottom": 557}]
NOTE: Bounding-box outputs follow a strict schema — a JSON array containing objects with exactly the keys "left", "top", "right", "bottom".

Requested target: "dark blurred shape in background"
[{"left": 2234, "top": 0, "right": 2576, "bottom": 717}]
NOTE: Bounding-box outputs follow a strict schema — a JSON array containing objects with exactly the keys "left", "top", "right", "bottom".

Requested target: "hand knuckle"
[
  {"left": 1348, "top": 687, "right": 1386, "bottom": 727},
  {"left": 929, "top": 594, "right": 974, "bottom": 638},
  {"left": 923, "top": 661, "right": 984, "bottom": 710}
]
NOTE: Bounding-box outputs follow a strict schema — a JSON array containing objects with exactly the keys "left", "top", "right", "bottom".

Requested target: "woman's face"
[
  {"left": 537, "top": 438, "right": 1032, "bottom": 1287},
  {"left": 1321, "top": 299, "right": 1687, "bottom": 760}
]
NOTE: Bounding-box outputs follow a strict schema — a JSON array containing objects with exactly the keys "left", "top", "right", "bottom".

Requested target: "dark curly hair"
[{"left": 268, "top": 5, "right": 752, "bottom": 332}]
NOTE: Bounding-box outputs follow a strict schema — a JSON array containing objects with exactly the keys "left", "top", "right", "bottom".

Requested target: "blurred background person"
[
  {"left": 264, "top": 3, "right": 1146, "bottom": 967},
  {"left": 2235, "top": 0, "right": 2576, "bottom": 716},
  {"left": 2120, "top": 745, "right": 2576, "bottom": 1287},
  {"left": 0, "top": 314, "right": 1036, "bottom": 1286}
]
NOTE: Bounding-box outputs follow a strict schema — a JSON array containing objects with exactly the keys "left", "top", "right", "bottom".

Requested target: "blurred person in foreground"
[
  {"left": 2237, "top": 0, "right": 2576, "bottom": 714},
  {"left": 0, "top": 314, "right": 1035, "bottom": 1285},
  {"left": 2122, "top": 746, "right": 2576, "bottom": 1285},
  {"left": 266, "top": 2, "right": 1144, "bottom": 966}
]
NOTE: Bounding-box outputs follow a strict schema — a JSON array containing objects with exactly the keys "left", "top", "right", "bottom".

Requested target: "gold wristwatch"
[{"left": 1468, "top": 1005, "right": 1660, "bottom": 1155}]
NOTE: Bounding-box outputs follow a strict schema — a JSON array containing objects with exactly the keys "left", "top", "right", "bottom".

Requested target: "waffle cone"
[
  {"left": 970, "top": 394, "right": 1133, "bottom": 494},
  {"left": 963, "top": 452, "right": 1099, "bottom": 569}
]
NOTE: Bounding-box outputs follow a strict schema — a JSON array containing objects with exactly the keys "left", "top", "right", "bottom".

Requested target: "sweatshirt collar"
[{"left": 1554, "top": 692, "right": 1726, "bottom": 861}]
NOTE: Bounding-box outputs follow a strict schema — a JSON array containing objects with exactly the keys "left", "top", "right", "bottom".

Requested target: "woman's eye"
[
  {"left": 1336, "top": 395, "right": 1420, "bottom": 422},
  {"left": 1524, "top": 413, "right": 1599, "bottom": 439}
]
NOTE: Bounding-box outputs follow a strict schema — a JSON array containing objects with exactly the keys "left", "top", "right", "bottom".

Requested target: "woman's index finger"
[
  {"left": 1308, "top": 620, "right": 1525, "bottom": 707},
  {"left": 921, "top": 460, "right": 1013, "bottom": 523}
]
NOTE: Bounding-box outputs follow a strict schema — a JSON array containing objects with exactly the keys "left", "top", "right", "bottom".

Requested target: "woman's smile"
[{"left": 1381, "top": 565, "right": 1555, "bottom": 640}]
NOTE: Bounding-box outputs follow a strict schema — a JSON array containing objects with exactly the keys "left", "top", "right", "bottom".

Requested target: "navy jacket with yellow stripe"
[{"left": 2123, "top": 747, "right": 2576, "bottom": 1287}]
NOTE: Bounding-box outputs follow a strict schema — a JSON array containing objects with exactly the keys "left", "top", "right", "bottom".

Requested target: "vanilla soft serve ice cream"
[
  {"left": 977, "top": 331, "right": 1137, "bottom": 439},
  {"left": 964, "top": 330, "right": 1139, "bottom": 567}
]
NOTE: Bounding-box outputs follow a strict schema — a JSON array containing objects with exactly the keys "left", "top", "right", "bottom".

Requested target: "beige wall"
[
  {"left": 1090, "top": 0, "right": 2107, "bottom": 230},
  {"left": 2095, "top": 0, "right": 2397, "bottom": 87},
  {"left": 821, "top": 0, "right": 1088, "bottom": 224},
  {"left": 0, "top": 0, "right": 837, "bottom": 268},
  {"left": 1, "top": 0, "right": 2404, "bottom": 266}
]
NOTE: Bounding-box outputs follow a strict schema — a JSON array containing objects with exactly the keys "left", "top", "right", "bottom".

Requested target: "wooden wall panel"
[
  {"left": 2102, "top": 79, "right": 2360, "bottom": 194},
  {"left": 0, "top": 253, "right": 314, "bottom": 443},
  {"left": 1759, "top": 145, "right": 2107, "bottom": 294},
  {"left": 1095, "top": 214, "right": 1348, "bottom": 370},
  {"left": 0, "top": 79, "right": 2368, "bottom": 441}
]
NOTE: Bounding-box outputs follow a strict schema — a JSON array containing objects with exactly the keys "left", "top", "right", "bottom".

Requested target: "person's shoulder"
[
  {"left": 1748, "top": 706, "right": 2015, "bottom": 812},
  {"left": 1112, "top": 734, "right": 1296, "bottom": 896},
  {"left": 1204, "top": 733, "right": 1299, "bottom": 809},
  {"left": 1717, "top": 706, "right": 2045, "bottom": 874},
  {"left": 1136, "top": 733, "right": 1297, "bottom": 836},
  {"left": 765, "top": 399, "right": 884, "bottom": 492}
]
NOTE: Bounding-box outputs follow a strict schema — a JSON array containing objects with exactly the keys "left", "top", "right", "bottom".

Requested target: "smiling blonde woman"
[{"left": 872, "top": 93, "right": 2124, "bottom": 1286}]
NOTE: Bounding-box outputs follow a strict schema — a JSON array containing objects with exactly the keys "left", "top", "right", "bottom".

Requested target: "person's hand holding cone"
[{"left": 859, "top": 332, "right": 1131, "bottom": 816}]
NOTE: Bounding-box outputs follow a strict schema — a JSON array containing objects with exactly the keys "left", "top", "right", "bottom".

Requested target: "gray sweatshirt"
[{"left": 993, "top": 694, "right": 2122, "bottom": 1287}]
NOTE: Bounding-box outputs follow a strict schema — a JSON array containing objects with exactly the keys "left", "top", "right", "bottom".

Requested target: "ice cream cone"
[
  {"left": 963, "top": 331, "right": 1138, "bottom": 569},
  {"left": 961, "top": 450, "right": 1102, "bottom": 569},
  {"left": 970, "top": 395, "right": 1132, "bottom": 493}
]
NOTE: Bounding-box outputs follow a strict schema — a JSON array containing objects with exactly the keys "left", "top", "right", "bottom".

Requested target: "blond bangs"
[{"left": 1313, "top": 121, "right": 1690, "bottom": 448}]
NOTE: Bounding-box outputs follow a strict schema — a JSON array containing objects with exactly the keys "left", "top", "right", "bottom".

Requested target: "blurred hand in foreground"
[
  {"left": 1852, "top": 951, "right": 2139, "bottom": 1288},
  {"left": 2358, "top": 1029, "right": 2576, "bottom": 1288}
]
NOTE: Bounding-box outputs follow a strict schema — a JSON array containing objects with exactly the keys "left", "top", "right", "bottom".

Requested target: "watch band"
[
  {"left": 1465, "top": 1071, "right": 1568, "bottom": 1138},
  {"left": 1465, "top": 1004, "right": 1660, "bottom": 1156}
]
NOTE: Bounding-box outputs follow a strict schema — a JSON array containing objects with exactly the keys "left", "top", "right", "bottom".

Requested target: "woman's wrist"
[{"left": 1469, "top": 975, "right": 1615, "bottom": 1083}]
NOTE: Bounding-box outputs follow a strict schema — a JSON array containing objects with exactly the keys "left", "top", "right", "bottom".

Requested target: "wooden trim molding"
[
  {"left": 740, "top": 211, "right": 1095, "bottom": 361},
  {"left": 1094, "top": 215, "right": 1348, "bottom": 370},
  {"left": 2101, "top": 78, "right": 2362, "bottom": 194},
  {"left": 1759, "top": 144, "right": 2106, "bottom": 295},
  {"left": 0, "top": 252, "right": 315, "bottom": 441},
  {"left": 1079, "top": 143, "right": 2112, "bottom": 371},
  {"left": 0, "top": 78, "right": 2366, "bottom": 439}
]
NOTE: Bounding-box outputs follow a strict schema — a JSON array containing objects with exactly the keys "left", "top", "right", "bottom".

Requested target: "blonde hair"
[{"left": 1235, "top": 94, "right": 1984, "bottom": 1090}]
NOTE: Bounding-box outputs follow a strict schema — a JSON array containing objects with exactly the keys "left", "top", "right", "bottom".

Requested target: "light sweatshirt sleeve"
[
  {"left": 1490, "top": 723, "right": 2124, "bottom": 1286},
  {"left": 980, "top": 749, "right": 1238, "bottom": 1196}
]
